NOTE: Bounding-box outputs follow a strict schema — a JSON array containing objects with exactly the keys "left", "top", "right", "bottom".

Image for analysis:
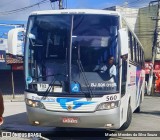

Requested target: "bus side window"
[
  {"left": 142, "top": 52, "right": 145, "bottom": 67},
  {"left": 134, "top": 38, "right": 137, "bottom": 63},
  {"left": 121, "top": 59, "right": 127, "bottom": 96},
  {"left": 129, "top": 31, "right": 133, "bottom": 60},
  {"left": 140, "top": 48, "right": 142, "bottom": 66},
  {"left": 137, "top": 43, "right": 140, "bottom": 64},
  {"left": 128, "top": 32, "right": 131, "bottom": 60},
  {"left": 131, "top": 35, "right": 135, "bottom": 61}
]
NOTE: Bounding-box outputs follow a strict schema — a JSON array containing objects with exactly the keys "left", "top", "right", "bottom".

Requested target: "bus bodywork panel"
[
  {"left": 25, "top": 92, "right": 121, "bottom": 129},
  {"left": 127, "top": 63, "right": 145, "bottom": 111},
  {"left": 26, "top": 106, "right": 120, "bottom": 129},
  {"left": 30, "top": 9, "right": 120, "bottom": 17}
]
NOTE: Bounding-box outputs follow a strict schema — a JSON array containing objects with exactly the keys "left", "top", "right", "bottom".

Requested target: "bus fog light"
[
  {"left": 96, "top": 101, "right": 120, "bottom": 111},
  {"left": 34, "top": 121, "right": 40, "bottom": 125},
  {"left": 105, "top": 124, "right": 113, "bottom": 127}
]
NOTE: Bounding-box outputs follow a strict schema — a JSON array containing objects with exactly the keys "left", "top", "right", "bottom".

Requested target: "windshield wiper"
[
  {"left": 77, "top": 46, "right": 94, "bottom": 98},
  {"left": 77, "top": 60, "right": 94, "bottom": 98},
  {"left": 41, "top": 73, "right": 68, "bottom": 100}
]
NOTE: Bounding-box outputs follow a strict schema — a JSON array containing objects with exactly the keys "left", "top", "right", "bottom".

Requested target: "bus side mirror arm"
[{"left": 118, "top": 28, "right": 129, "bottom": 58}]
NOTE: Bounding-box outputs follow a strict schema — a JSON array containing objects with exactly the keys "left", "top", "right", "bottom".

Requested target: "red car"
[{"left": 0, "top": 93, "right": 4, "bottom": 125}]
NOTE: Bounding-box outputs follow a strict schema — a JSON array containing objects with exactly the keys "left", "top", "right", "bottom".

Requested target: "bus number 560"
[{"left": 106, "top": 95, "right": 117, "bottom": 101}]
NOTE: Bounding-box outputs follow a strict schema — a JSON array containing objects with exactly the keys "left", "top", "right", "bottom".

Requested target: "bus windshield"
[{"left": 25, "top": 14, "right": 119, "bottom": 94}]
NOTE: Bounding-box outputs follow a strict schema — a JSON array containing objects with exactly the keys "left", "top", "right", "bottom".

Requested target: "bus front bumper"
[{"left": 26, "top": 106, "right": 121, "bottom": 129}]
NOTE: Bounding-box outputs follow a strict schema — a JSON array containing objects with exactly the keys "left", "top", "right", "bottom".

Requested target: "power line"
[
  {"left": 0, "top": 0, "right": 49, "bottom": 15},
  {"left": 50, "top": 1, "right": 54, "bottom": 9},
  {"left": 0, "top": 0, "right": 150, "bottom": 16},
  {"left": 37, "top": 0, "right": 41, "bottom": 10},
  {"left": 119, "top": 0, "right": 150, "bottom": 8}
]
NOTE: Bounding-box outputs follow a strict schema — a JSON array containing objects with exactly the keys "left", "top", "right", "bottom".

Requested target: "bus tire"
[{"left": 119, "top": 104, "right": 132, "bottom": 130}]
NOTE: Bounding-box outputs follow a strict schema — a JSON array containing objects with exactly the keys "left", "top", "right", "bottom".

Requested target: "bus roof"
[{"left": 30, "top": 9, "right": 120, "bottom": 16}]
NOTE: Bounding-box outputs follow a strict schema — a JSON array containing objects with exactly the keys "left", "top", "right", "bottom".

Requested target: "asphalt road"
[{"left": 0, "top": 95, "right": 160, "bottom": 140}]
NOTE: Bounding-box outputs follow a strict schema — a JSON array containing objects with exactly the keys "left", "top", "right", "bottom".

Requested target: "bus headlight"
[
  {"left": 96, "top": 101, "right": 120, "bottom": 111},
  {"left": 25, "top": 99, "right": 45, "bottom": 109}
]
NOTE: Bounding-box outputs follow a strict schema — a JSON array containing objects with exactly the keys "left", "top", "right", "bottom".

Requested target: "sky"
[{"left": 0, "top": 0, "right": 153, "bottom": 21}]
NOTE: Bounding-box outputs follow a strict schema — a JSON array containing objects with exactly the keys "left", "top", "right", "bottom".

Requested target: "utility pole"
[
  {"left": 50, "top": 0, "right": 63, "bottom": 9},
  {"left": 147, "top": 0, "right": 160, "bottom": 95},
  {"left": 58, "top": 0, "right": 63, "bottom": 9}
]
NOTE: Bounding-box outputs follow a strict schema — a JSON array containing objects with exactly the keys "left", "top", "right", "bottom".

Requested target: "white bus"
[{"left": 22, "top": 9, "right": 145, "bottom": 130}]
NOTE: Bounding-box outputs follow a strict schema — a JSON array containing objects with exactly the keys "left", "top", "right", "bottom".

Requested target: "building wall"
[
  {"left": 116, "top": 6, "right": 139, "bottom": 32},
  {"left": 106, "top": 5, "right": 159, "bottom": 61},
  {"left": 105, "top": 6, "right": 139, "bottom": 32},
  {"left": 0, "top": 70, "right": 24, "bottom": 95},
  {"left": 138, "top": 5, "right": 157, "bottom": 61}
]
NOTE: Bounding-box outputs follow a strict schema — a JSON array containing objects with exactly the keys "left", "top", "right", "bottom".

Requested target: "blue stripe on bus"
[{"left": 56, "top": 98, "right": 95, "bottom": 110}]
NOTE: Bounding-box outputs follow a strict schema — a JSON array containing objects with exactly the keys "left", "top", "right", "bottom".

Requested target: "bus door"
[
  {"left": 127, "top": 62, "right": 137, "bottom": 111},
  {"left": 120, "top": 57, "right": 128, "bottom": 125}
]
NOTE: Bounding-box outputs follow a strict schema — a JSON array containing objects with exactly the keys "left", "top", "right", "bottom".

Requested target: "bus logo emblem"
[{"left": 67, "top": 105, "right": 72, "bottom": 111}]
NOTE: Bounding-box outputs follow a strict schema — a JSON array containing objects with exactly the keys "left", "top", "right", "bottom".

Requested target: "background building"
[
  {"left": 0, "top": 23, "right": 25, "bottom": 96},
  {"left": 106, "top": 5, "right": 159, "bottom": 61},
  {"left": 106, "top": 5, "right": 160, "bottom": 93}
]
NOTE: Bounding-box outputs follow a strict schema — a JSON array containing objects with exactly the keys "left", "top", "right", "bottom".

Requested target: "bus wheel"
[{"left": 119, "top": 104, "right": 132, "bottom": 130}]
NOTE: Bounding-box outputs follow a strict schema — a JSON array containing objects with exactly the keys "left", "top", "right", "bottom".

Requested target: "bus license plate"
[{"left": 62, "top": 117, "right": 78, "bottom": 124}]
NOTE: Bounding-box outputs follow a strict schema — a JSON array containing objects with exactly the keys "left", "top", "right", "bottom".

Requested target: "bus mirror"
[
  {"left": 28, "top": 33, "right": 36, "bottom": 40},
  {"left": 118, "top": 28, "right": 128, "bottom": 57}
]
